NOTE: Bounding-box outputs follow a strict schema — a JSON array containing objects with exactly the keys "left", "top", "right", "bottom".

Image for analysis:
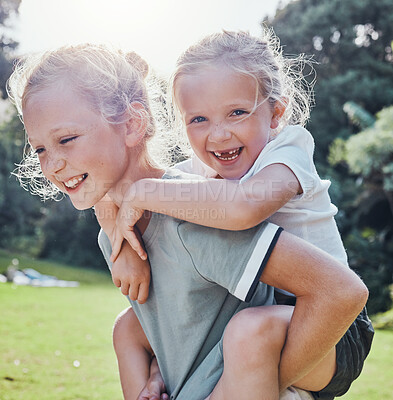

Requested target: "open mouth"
[
  {"left": 212, "top": 147, "right": 243, "bottom": 161},
  {"left": 64, "top": 173, "right": 88, "bottom": 190}
]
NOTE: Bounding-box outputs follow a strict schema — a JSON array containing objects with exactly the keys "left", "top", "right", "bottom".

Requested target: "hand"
[
  {"left": 111, "top": 204, "right": 146, "bottom": 262},
  {"left": 137, "top": 356, "right": 169, "bottom": 400},
  {"left": 137, "top": 388, "right": 169, "bottom": 400},
  {"left": 111, "top": 241, "right": 151, "bottom": 304}
]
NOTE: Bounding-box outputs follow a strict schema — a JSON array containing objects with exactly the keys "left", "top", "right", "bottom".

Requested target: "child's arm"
[
  {"left": 260, "top": 231, "right": 368, "bottom": 390},
  {"left": 94, "top": 196, "right": 150, "bottom": 303},
  {"left": 129, "top": 163, "right": 298, "bottom": 230},
  {"left": 112, "top": 163, "right": 300, "bottom": 258}
]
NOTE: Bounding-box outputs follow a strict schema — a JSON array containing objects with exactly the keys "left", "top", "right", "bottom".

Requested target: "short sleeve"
[
  {"left": 177, "top": 221, "right": 283, "bottom": 302},
  {"left": 98, "top": 229, "right": 113, "bottom": 272},
  {"left": 241, "top": 125, "right": 319, "bottom": 200}
]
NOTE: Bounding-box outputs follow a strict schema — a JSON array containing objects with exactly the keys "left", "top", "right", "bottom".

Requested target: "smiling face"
[
  {"left": 174, "top": 65, "right": 281, "bottom": 180},
  {"left": 23, "top": 83, "right": 130, "bottom": 210}
]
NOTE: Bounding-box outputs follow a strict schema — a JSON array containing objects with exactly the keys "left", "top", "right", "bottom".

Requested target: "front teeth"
[
  {"left": 213, "top": 148, "right": 241, "bottom": 161},
  {"left": 214, "top": 149, "right": 238, "bottom": 157},
  {"left": 64, "top": 174, "right": 87, "bottom": 189}
]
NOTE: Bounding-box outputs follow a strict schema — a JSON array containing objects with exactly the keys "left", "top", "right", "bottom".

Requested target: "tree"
[
  {"left": 266, "top": 0, "right": 393, "bottom": 163},
  {"left": 0, "top": 0, "right": 21, "bottom": 97},
  {"left": 0, "top": 113, "right": 45, "bottom": 255},
  {"left": 329, "top": 106, "right": 393, "bottom": 313},
  {"left": 0, "top": 1, "right": 104, "bottom": 269},
  {"left": 266, "top": 0, "right": 393, "bottom": 313}
]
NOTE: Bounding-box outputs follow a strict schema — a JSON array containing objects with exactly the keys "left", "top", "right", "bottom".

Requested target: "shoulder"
[
  {"left": 241, "top": 125, "right": 315, "bottom": 182},
  {"left": 177, "top": 221, "right": 282, "bottom": 301},
  {"left": 271, "top": 125, "right": 314, "bottom": 153}
]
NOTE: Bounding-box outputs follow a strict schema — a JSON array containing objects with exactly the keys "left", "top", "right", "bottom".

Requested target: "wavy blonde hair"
[
  {"left": 7, "top": 44, "right": 167, "bottom": 200},
  {"left": 167, "top": 28, "right": 315, "bottom": 157}
]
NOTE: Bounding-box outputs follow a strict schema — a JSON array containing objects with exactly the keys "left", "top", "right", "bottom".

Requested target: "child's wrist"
[{"left": 127, "top": 179, "right": 151, "bottom": 206}]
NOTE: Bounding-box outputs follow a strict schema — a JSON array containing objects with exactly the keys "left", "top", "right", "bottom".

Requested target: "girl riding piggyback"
[
  {"left": 107, "top": 30, "right": 373, "bottom": 400},
  {"left": 112, "top": 29, "right": 348, "bottom": 272}
]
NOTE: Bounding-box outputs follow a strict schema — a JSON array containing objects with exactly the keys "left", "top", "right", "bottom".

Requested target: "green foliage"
[
  {"left": 267, "top": 0, "right": 393, "bottom": 313},
  {"left": 344, "top": 230, "right": 392, "bottom": 314},
  {"left": 343, "top": 101, "right": 376, "bottom": 130},
  {"left": 38, "top": 199, "right": 105, "bottom": 269},
  {"left": 372, "top": 307, "right": 393, "bottom": 331},
  {"left": 267, "top": 0, "right": 393, "bottom": 162},
  {"left": 0, "top": 0, "right": 21, "bottom": 98},
  {"left": 328, "top": 106, "right": 393, "bottom": 314},
  {"left": 0, "top": 113, "right": 45, "bottom": 256},
  {"left": 331, "top": 106, "right": 393, "bottom": 188}
]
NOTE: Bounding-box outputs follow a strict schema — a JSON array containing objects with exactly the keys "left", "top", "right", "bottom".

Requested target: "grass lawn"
[
  {"left": 1, "top": 250, "right": 392, "bottom": 399},
  {"left": 0, "top": 250, "right": 128, "bottom": 400},
  {"left": 341, "top": 330, "right": 393, "bottom": 399}
]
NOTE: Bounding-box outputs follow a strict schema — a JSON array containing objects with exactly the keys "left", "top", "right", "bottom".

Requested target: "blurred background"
[{"left": 0, "top": 0, "right": 392, "bottom": 399}]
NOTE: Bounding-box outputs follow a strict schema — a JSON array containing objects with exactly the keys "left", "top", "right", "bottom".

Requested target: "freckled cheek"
[{"left": 187, "top": 131, "right": 205, "bottom": 151}]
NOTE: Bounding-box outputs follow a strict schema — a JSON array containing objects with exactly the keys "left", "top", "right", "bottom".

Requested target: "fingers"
[
  {"left": 128, "top": 281, "right": 140, "bottom": 302},
  {"left": 125, "top": 230, "right": 148, "bottom": 260},
  {"left": 137, "top": 282, "right": 150, "bottom": 304},
  {"left": 112, "top": 276, "right": 121, "bottom": 288},
  {"left": 120, "top": 282, "right": 130, "bottom": 296},
  {"left": 110, "top": 229, "right": 123, "bottom": 263}
]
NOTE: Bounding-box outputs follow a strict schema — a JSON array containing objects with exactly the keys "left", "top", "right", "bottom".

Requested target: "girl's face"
[
  {"left": 23, "top": 83, "right": 130, "bottom": 210},
  {"left": 175, "top": 65, "right": 282, "bottom": 180}
]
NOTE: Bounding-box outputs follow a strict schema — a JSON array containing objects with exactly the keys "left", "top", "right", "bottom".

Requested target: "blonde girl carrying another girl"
[
  {"left": 108, "top": 30, "right": 373, "bottom": 400},
  {"left": 7, "top": 40, "right": 368, "bottom": 400}
]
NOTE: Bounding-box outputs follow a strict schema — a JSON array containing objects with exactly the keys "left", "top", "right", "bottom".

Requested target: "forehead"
[
  {"left": 174, "top": 65, "right": 259, "bottom": 108},
  {"left": 23, "top": 83, "right": 101, "bottom": 144}
]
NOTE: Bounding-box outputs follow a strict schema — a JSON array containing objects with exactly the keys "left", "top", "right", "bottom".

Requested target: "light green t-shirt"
[{"left": 98, "top": 169, "right": 282, "bottom": 400}]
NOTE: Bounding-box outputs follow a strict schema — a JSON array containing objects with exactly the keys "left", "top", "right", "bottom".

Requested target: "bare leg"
[
  {"left": 208, "top": 306, "right": 289, "bottom": 400},
  {"left": 113, "top": 307, "right": 154, "bottom": 400},
  {"left": 290, "top": 347, "right": 336, "bottom": 392},
  {"left": 207, "top": 305, "right": 337, "bottom": 400}
]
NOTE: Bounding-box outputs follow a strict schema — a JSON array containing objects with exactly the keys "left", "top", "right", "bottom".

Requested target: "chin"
[
  {"left": 72, "top": 203, "right": 93, "bottom": 211},
  {"left": 68, "top": 197, "right": 96, "bottom": 211}
]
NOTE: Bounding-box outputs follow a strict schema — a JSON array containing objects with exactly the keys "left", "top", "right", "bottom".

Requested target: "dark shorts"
[{"left": 311, "top": 307, "right": 374, "bottom": 399}]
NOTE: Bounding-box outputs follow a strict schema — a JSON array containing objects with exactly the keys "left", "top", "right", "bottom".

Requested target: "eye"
[
  {"left": 190, "top": 116, "right": 206, "bottom": 124},
  {"left": 35, "top": 147, "right": 45, "bottom": 155},
  {"left": 60, "top": 136, "right": 77, "bottom": 145},
  {"left": 231, "top": 109, "right": 247, "bottom": 116}
]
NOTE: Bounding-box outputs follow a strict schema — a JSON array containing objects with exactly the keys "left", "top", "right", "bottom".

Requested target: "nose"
[
  {"left": 44, "top": 153, "right": 66, "bottom": 175},
  {"left": 208, "top": 123, "right": 231, "bottom": 143}
]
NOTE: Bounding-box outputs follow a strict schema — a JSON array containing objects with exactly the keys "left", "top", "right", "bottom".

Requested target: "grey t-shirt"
[{"left": 98, "top": 169, "right": 282, "bottom": 400}]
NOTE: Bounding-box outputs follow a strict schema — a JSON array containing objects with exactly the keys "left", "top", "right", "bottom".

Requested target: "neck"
[{"left": 107, "top": 147, "right": 165, "bottom": 207}]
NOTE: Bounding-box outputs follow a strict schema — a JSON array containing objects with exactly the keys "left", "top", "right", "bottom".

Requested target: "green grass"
[
  {"left": 0, "top": 250, "right": 128, "bottom": 400},
  {"left": 0, "top": 249, "right": 111, "bottom": 285},
  {"left": 1, "top": 250, "right": 392, "bottom": 399},
  {"left": 341, "top": 330, "right": 393, "bottom": 399}
]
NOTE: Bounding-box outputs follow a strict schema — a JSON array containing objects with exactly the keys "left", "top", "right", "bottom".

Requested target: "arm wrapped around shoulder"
[{"left": 260, "top": 231, "right": 368, "bottom": 389}]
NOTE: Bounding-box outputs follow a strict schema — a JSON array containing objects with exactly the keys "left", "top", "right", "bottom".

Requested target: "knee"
[
  {"left": 223, "top": 307, "right": 289, "bottom": 359},
  {"left": 113, "top": 306, "right": 140, "bottom": 354}
]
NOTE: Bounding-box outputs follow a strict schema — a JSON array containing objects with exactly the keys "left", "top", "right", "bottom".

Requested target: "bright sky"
[{"left": 13, "top": 0, "right": 285, "bottom": 76}]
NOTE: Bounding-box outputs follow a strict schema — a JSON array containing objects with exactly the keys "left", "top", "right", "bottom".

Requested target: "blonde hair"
[
  {"left": 168, "top": 29, "right": 315, "bottom": 156},
  {"left": 7, "top": 44, "right": 165, "bottom": 200}
]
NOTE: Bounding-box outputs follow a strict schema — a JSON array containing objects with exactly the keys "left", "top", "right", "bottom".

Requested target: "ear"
[
  {"left": 124, "top": 102, "right": 148, "bottom": 148},
  {"left": 270, "top": 98, "right": 288, "bottom": 129}
]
